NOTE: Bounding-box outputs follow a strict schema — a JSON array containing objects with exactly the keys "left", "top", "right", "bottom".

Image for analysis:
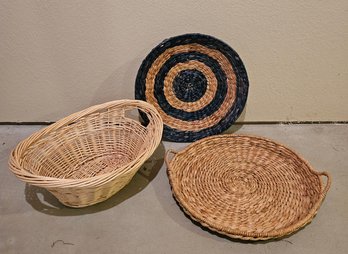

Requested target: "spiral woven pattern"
[
  {"left": 166, "top": 135, "right": 331, "bottom": 240},
  {"left": 9, "top": 100, "right": 163, "bottom": 208},
  {"left": 135, "top": 33, "right": 249, "bottom": 142}
]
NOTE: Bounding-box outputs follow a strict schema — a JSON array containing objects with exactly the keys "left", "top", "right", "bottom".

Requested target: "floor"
[{"left": 0, "top": 124, "right": 347, "bottom": 254}]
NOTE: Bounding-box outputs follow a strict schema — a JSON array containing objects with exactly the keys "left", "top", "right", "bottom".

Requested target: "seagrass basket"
[
  {"left": 9, "top": 100, "right": 163, "bottom": 208},
  {"left": 135, "top": 33, "right": 249, "bottom": 142},
  {"left": 166, "top": 134, "right": 331, "bottom": 240}
]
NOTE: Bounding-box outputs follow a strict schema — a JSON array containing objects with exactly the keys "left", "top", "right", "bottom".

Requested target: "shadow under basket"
[{"left": 9, "top": 100, "right": 163, "bottom": 208}]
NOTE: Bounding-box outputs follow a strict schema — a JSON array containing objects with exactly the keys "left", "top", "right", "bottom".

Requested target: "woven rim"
[
  {"left": 135, "top": 33, "right": 249, "bottom": 142},
  {"left": 166, "top": 134, "right": 331, "bottom": 240},
  {"left": 9, "top": 100, "right": 163, "bottom": 189}
]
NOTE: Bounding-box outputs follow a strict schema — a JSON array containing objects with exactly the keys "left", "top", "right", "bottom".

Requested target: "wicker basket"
[
  {"left": 9, "top": 100, "right": 163, "bottom": 208},
  {"left": 165, "top": 134, "right": 331, "bottom": 240}
]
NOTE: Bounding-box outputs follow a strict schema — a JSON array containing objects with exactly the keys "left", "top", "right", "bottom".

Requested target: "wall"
[{"left": 1, "top": 0, "right": 347, "bottom": 122}]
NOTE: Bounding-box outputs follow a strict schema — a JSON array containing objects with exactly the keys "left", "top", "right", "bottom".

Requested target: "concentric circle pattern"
[
  {"left": 172, "top": 69, "right": 207, "bottom": 102},
  {"left": 166, "top": 135, "right": 331, "bottom": 240},
  {"left": 135, "top": 34, "right": 249, "bottom": 142}
]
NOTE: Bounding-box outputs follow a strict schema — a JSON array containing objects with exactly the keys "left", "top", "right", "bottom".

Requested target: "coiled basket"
[
  {"left": 166, "top": 134, "right": 331, "bottom": 240},
  {"left": 9, "top": 100, "right": 163, "bottom": 208}
]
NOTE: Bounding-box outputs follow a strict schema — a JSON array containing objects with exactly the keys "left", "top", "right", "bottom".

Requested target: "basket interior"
[{"left": 21, "top": 109, "right": 149, "bottom": 179}]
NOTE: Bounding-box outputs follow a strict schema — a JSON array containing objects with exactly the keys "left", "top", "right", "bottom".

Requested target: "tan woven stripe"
[
  {"left": 145, "top": 43, "right": 237, "bottom": 131},
  {"left": 163, "top": 60, "right": 217, "bottom": 112}
]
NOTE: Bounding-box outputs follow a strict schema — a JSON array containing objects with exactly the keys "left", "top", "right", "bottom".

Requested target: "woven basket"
[
  {"left": 9, "top": 100, "right": 163, "bottom": 208},
  {"left": 165, "top": 134, "right": 331, "bottom": 240},
  {"left": 135, "top": 33, "right": 249, "bottom": 142}
]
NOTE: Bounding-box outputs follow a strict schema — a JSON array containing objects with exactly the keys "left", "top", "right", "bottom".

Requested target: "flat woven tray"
[
  {"left": 165, "top": 135, "right": 331, "bottom": 240},
  {"left": 135, "top": 33, "right": 249, "bottom": 142}
]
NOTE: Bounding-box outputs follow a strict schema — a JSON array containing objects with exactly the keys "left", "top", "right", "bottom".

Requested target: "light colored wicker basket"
[
  {"left": 165, "top": 134, "right": 331, "bottom": 240},
  {"left": 9, "top": 100, "right": 163, "bottom": 208}
]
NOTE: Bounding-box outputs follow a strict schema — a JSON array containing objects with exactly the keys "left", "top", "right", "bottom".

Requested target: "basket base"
[{"left": 68, "top": 154, "right": 132, "bottom": 179}]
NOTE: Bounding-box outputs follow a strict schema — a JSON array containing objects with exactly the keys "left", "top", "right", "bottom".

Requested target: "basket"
[
  {"left": 9, "top": 100, "right": 163, "bottom": 208},
  {"left": 135, "top": 33, "right": 249, "bottom": 142},
  {"left": 165, "top": 134, "right": 331, "bottom": 240}
]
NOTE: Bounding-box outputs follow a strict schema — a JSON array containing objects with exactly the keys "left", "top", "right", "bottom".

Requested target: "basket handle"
[
  {"left": 165, "top": 149, "right": 178, "bottom": 167},
  {"left": 316, "top": 171, "right": 331, "bottom": 198},
  {"left": 123, "top": 101, "right": 163, "bottom": 134}
]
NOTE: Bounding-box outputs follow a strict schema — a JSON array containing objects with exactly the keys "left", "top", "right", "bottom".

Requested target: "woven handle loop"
[
  {"left": 316, "top": 171, "right": 331, "bottom": 197},
  {"left": 165, "top": 149, "right": 178, "bottom": 167},
  {"left": 123, "top": 102, "right": 157, "bottom": 129}
]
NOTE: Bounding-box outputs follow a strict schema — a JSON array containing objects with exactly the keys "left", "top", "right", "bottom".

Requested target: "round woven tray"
[
  {"left": 165, "top": 135, "right": 331, "bottom": 240},
  {"left": 135, "top": 33, "right": 249, "bottom": 142}
]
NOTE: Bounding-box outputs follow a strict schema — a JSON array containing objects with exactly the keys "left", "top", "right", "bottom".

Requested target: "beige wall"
[{"left": 1, "top": 0, "right": 347, "bottom": 122}]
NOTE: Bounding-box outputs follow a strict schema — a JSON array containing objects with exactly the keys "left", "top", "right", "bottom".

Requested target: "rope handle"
[
  {"left": 316, "top": 171, "right": 331, "bottom": 197},
  {"left": 165, "top": 149, "right": 178, "bottom": 167}
]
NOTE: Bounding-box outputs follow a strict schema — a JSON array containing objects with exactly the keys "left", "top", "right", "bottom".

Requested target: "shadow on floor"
[{"left": 24, "top": 142, "right": 165, "bottom": 216}]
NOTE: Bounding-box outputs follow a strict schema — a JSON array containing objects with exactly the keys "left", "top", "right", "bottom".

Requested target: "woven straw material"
[
  {"left": 135, "top": 33, "right": 249, "bottom": 142},
  {"left": 166, "top": 135, "right": 331, "bottom": 240},
  {"left": 9, "top": 100, "right": 163, "bottom": 208}
]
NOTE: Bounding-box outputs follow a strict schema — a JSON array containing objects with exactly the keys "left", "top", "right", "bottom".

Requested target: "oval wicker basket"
[
  {"left": 9, "top": 100, "right": 163, "bottom": 208},
  {"left": 165, "top": 134, "right": 331, "bottom": 240}
]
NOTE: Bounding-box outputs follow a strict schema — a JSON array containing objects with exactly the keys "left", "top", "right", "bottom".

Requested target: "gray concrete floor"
[{"left": 0, "top": 124, "right": 347, "bottom": 254}]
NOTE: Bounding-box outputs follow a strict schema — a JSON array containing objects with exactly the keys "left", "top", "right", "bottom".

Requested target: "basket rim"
[
  {"left": 9, "top": 99, "right": 163, "bottom": 188},
  {"left": 166, "top": 134, "right": 331, "bottom": 240}
]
